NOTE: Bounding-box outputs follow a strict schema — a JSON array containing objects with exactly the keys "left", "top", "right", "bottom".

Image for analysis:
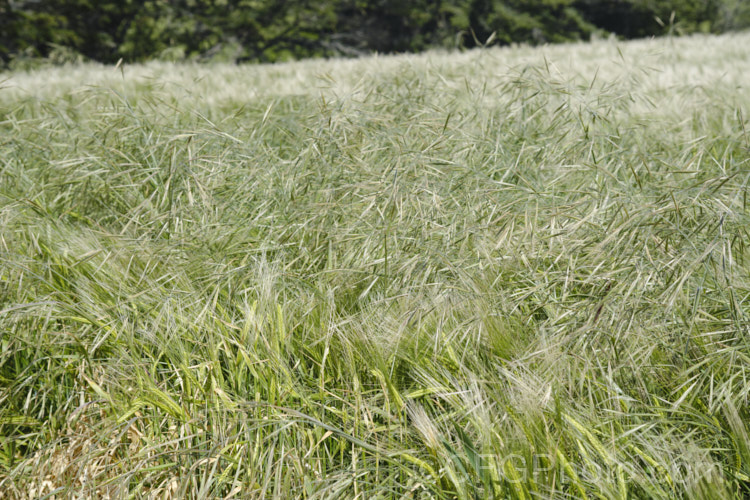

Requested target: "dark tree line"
[{"left": 1, "top": 0, "right": 748, "bottom": 67}]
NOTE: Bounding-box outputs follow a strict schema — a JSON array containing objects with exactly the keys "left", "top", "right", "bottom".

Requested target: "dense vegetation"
[
  {"left": 1, "top": 31, "right": 750, "bottom": 498},
  {"left": 2, "top": 0, "right": 750, "bottom": 67}
]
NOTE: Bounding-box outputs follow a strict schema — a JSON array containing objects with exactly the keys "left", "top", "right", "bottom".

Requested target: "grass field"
[{"left": 2, "top": 31, "right": 750, "bottom": 498}]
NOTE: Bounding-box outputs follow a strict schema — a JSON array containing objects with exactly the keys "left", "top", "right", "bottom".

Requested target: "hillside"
[{"left": 1, "top": 32, "right": 750, "bottom": 498}]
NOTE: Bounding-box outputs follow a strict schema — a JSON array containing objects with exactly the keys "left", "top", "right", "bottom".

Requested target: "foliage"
[
  {"left": 574, "top": 0, "right": 721, "bottom": 37},
  {"left": 1, "top": 0, "right": 748, "bottom": 67},
  {"left": 470, "top": 0, "right": 594, "bottom": 45},
  {"left": 716, "top": 0, "right": 750, "bottom": 32}
]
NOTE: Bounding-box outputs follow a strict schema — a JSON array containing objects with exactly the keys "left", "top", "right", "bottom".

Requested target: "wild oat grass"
[{"left": 1, "top": 32, "right": 750, "bottom": 498}]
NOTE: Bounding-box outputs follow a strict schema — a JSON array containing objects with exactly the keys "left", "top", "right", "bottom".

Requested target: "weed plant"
[{"left": 1, "top": 32, "right": 750, "bottom": 498}]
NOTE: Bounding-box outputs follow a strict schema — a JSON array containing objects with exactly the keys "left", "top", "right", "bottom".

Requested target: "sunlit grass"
[{"left": 1, "top": 31, "right": 750, "bottom": 498}]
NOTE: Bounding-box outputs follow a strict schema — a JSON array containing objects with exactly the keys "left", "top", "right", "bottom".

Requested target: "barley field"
[{"left": 1, "top": 32, "right": 750, "bottom": 498}]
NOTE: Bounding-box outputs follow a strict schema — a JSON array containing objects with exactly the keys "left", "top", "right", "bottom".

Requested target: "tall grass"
[{"left": 1, "top": 32, "right": 749, "bottom": 498}]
